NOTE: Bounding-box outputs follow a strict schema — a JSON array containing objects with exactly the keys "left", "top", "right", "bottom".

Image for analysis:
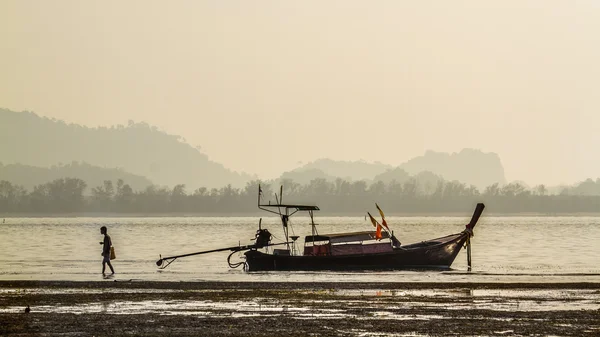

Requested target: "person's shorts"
[{"left": 102, "top": 254, "right": 111, "bottom": 263}]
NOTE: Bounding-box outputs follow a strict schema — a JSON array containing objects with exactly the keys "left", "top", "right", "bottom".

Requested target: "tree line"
[{"left": 1, "top": 177, "right": 600, "bottom": 215}]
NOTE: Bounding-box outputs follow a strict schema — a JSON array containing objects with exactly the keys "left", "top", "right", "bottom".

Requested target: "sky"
[{"left": 1, "top": 1, "right": 599, "bottom": 186}]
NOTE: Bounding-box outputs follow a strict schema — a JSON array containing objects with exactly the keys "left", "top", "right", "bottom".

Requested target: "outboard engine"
[{"left": 255, "top": 228, "right": 272, "bottom": 247}]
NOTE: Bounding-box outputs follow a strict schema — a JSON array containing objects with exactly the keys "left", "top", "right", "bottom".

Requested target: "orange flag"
[
  {"left": 375, "top": 203, "right": 389, "bottom": 230},
  {"left": 368, "top": 212, "right": 383, "bottom": 240},
  {"left": 375, "top": 223, "right": 382, "bottom": 240}
]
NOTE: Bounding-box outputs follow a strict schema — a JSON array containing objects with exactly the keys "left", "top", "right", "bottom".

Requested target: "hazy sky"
[{"left": 2, "top": 1, "right": 599, "bottom": 185}]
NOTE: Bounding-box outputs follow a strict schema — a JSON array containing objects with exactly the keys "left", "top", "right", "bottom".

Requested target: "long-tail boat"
[{"left": 157, "top": 186, "right": 485, "bottom": 272}]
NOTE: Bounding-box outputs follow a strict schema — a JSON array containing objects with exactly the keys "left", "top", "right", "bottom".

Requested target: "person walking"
[{"left": 99, "top": 226, "right": 115, "bottom": 275}]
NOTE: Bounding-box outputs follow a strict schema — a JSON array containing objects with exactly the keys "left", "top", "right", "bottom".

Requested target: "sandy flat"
[{"left": 1, "top": 281, "right": 599, "bottom": 336}]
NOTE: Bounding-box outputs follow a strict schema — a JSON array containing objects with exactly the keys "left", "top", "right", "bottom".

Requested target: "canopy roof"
[
  {"left": 305, "top": 231, "right": 390, "bottom": 244},
  {"left": 259, "top": 204, "right": 320, "bottom": 211}
]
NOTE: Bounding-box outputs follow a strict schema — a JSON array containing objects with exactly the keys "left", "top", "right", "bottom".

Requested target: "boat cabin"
[
  {"left": 257, "top": 188, "right": 400, "bottom": 257},
  {"left": 303, "top": 231, "right": 393, "bottom": 256}
]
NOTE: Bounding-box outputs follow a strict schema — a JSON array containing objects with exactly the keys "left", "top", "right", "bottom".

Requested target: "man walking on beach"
[{"left": 99, "top": 226, "right": 115, "bottom": 275}]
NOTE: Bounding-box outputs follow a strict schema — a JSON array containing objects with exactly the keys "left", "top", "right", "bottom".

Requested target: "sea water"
[{"left": 1, "top": 216, "right": 599, "bottom": 283}]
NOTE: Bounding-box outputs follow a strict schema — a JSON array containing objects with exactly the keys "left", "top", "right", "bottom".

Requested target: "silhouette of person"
[{"left": 99, "top": 226, "right": 115, "bottom": 275}]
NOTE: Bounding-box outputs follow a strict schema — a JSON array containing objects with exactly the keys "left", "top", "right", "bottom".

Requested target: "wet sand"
[{"left": 1, "top": 281, "right": 600, "bottom": 336}]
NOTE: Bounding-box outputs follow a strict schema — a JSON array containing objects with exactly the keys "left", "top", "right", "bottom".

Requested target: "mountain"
[
  {"left": 398, "top": 149, "right": 506, "bottom": 190},
  {"left": 279, "top": 168, "right": 337, "bottom": 186},
  {"left": 0, "top": 109, "right": 508, "bottom": 191},
  {"left": 0, "top": 162, "right": 153, "bottom": 192},
  {"left": 556, "top": 178, "right": 600, "bottom": 196},
  {"left": 283, "top": 158, "right": 392, "bottom": 182},
  {"left": 0, "top": 109, "right": 253, "bottom": 189},
  {"left": 283, "top": 150, "right": 506, "bottom": 191}
]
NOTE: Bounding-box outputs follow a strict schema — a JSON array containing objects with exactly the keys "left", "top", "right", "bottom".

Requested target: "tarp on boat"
[
  {"left": 305, "top": 231, "right": 390, "bottom": 244},
  {"left": 330, "top": 242, "right": 393, "bottom": 256}
]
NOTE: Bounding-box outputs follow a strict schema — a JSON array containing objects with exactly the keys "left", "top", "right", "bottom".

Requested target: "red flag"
[
  {"left": 380, "top": 218, "right": 388, "bottom": 231},
  {"left": 375, "top": 203, "right": 389, "bottom": 230}
]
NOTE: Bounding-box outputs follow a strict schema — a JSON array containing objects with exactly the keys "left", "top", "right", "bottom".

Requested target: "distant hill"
[
  {"left": 283, "top": 158, "right": 392, "bottom": 182},
  {"left": 282, "top": 150, "right": 506, "bottom": 191},
  {"left": 279, "top": 168, "right": 337, "bottom": 186},
  {"left": 398, "top": 149, "right": 506, "bottom": 190},
  {"left": 555, "top": 178, "right": 600, "bottom": 196},
  {"left": 0, "top": 109, "right": 253, "bottom": 189},
  {"left": 0, "top": 109, "right": 508, "bottom": 191},
  {"left": 0, "top": 162, "right": 153, "bottom": 192}
]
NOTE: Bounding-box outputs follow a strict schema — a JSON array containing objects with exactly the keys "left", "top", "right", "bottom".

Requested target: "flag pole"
[
  {"left": 367, "top": 212, "right": 384, "bottom": 240},
  {"left": 375, "top": 203, "right": 401, "bottom": 247}
]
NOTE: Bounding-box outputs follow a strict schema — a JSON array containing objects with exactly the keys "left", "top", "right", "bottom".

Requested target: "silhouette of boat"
[{"left": 157, "top": 186, "right": 485, "bottom": 272}]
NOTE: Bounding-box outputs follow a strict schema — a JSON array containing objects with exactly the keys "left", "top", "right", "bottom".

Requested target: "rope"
[
  {"left": 462, "top": 226, "right": 474, "bottom": 249},
  {"left": 227, "top": 249, "right": 245, "bottom": 269}
]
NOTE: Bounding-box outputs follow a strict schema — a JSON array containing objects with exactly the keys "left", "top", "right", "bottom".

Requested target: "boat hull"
[{"left": 244, "top": 232, "right": 468, "bottom": 271}]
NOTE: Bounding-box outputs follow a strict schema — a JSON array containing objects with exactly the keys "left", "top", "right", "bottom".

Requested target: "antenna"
[
  {"left": 275, "top": 193, "right": 281, "bottom": 216},
  {"left": 257, "top": 184, "right": 261, "bottom": 208},
  {"left": 280, "top": 185, "right": 283, "bottom": 204},
  {"left": 274, "top": 185, "right": 290, "bottom": 251}
]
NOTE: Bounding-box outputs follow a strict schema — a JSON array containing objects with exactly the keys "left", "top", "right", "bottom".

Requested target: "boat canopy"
[
  {"left": 305, "top": 231, "right": 390, "bottom": 244},
  {"left": 259, "top": 204, "right": 320, "bottom": 211}
]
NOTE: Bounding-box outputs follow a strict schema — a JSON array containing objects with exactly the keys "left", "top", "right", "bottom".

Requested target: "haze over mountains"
[
  {"left": 0, "top": 109, "right": 252, "bottom": 190},
  {"left": 399, "top": 149, "right": 507, "bottom": 190},
  {"left": 0, "top": 162, "right": 152, "bottom": 192},
  {"left": 1, "top": 109, "right": 510, "bottom": 191},
  {"left": 3, "top": 2, "right": 600, "bottom": 188},
  {"left": 285, "top": 150, "right": 506, "bottom": 191}
]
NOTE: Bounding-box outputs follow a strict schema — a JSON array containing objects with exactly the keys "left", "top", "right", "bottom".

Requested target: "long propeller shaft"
[{"left": 156, "top": 242, "right": 290, "bottom": 269}]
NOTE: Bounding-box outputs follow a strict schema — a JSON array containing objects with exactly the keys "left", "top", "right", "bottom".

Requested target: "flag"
[
  {"left": 368, "top": 212, "right": 383, "bottom": 240},
  {"left": 375, "top": 203, "right": 389, "bottom": 230},
  {"left": 367, "top": 212, "right": 377, "bottom": 228}
]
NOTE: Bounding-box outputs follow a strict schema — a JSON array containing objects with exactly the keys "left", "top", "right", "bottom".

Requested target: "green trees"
[
  {"left": 0, "top": 180, "right": 27, "bottom": 212},
  {"left": 1, "top": 178, "right": 87, "bottom": 213},
  {"left": 1, "top": 177, "right": 600, "bottom": 215},
  {"left": 91, "top": 180, "right": 114, "bottom": 212}
]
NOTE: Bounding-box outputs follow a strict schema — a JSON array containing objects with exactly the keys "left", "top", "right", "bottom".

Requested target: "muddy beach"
[{"left": 1, "top": 281, "right": 599, "bottom": 336}]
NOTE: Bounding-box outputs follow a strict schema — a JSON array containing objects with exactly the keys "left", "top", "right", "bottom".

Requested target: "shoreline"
[{"left": 3, "top": 280, "right": 600, "bottom": 289}]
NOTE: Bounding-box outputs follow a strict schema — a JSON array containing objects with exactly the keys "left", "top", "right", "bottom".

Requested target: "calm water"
[{"left": 1, "top": 216, "right": 599, "bottom": 283}]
